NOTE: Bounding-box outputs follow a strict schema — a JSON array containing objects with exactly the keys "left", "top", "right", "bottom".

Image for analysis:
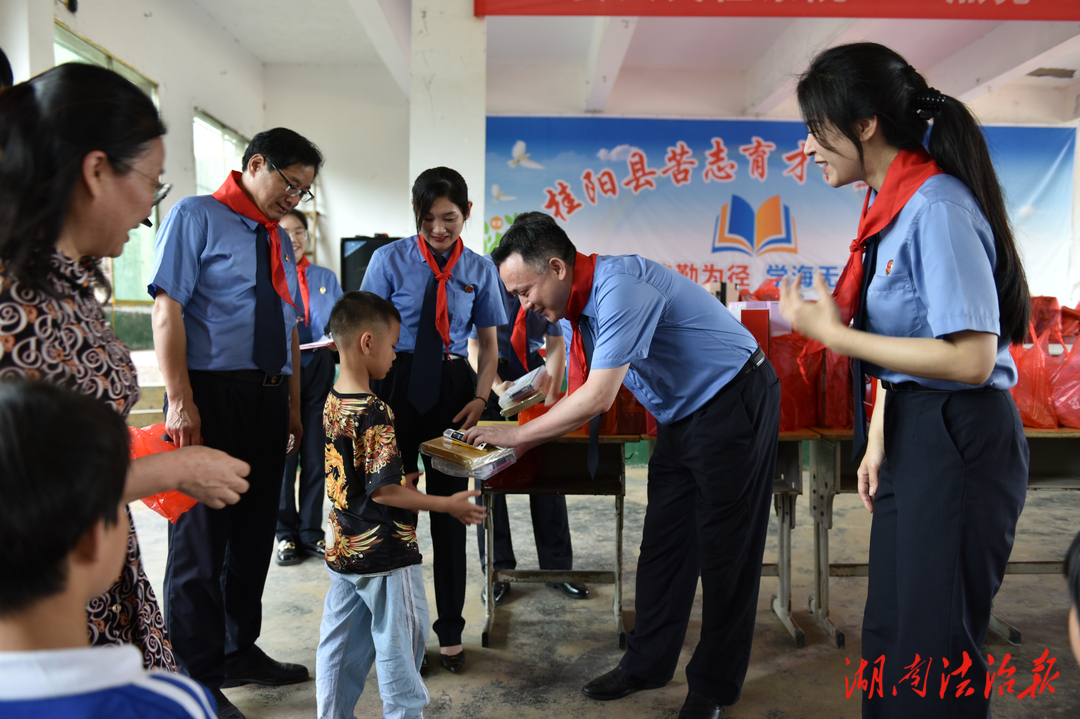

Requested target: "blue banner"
[{"left": 484, "top": 117, "right": 1074, "bottom": 299}]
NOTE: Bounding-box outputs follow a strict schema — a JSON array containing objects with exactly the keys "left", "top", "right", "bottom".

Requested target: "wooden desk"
[
  {"left": 480, "top": 433, "right": 637, "bottom": 649},
  {"left": 807, "top": 426, "right": 1080, "bottom": 648},
  {"left": 770, "top": 429, "right": 816, "bottom": 648},
  {"left": 478, "top": 428, "right": 813, "bottom": 648}
]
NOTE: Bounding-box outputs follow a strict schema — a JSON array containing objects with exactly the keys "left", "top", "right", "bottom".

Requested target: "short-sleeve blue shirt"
[
  {"left": 560, "top": 255, "right": 759, "bottom": 425},
  {"left": 300, "top": 263, "right": 343, "bottom": 338},
  {"left": 360, "top": 236, "right": 507, "bottom": 355},
  {"left": 864, "top": 174, "right": 1016, "bottom": 390},
  {"left": 148, "top": 195, "right": 301, "bottom": 375},
  {"left": 469, "top": 256, "right": 561, "bottom": 356}
]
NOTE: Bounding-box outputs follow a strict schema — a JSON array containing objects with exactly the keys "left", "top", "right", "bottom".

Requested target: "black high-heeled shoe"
[{"left": 439, "top": 650, "right": 465, "bottom": 674}]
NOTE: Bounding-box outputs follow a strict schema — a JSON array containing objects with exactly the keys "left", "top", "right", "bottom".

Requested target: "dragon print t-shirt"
[{"left": 323, "top": 390, "right": 421, "bottom": 575}]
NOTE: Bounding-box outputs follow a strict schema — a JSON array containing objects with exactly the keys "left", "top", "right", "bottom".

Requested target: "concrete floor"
[{"left": 130, "top": 466, "right": 1080, "bottom": 718}]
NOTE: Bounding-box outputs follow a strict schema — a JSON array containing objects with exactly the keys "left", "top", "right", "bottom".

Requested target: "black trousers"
[
  {"left": 162, "top": 370, "right": 289, "bottom": 688},
  {"left": 473, "top": 354, "right": 573, "bottom": 572},
  {"left": 621, "top": 359, "right": 780, "bottom": 707},
  {"left": 862, "top": 388, "right": 1028, "bottom": 719},
  {"left": 372, "top": 352, "right": 476, "bottom": 647},
  {"left": 277, "top": 348, "right": 335, "bottom": 545}
]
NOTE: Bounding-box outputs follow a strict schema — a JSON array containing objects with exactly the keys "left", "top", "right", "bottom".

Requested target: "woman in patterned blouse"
[{"left": 0, "top": 64, "right": 251, "bottom": 669}]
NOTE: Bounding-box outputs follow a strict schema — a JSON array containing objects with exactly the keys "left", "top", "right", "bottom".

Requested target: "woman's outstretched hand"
[{"left": 779, "top": 273, "right": 843, "bottom": 346}]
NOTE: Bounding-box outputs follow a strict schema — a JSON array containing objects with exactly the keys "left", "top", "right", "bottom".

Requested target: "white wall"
[
  {"left": 263, "top": 63, "right": 412, "bottom": 275},
  {"left": 53, "top": 0, "right": 266, "bottom": 210},
  {"left": 409, "top": 0, "right": 488, "bottom": 253},
  {"left": 0, "top": 0, "right": 53, "bottom": 83}
]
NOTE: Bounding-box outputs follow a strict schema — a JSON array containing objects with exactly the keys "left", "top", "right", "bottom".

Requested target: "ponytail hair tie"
[{"left": 914, "top": 87, "right": 947, "bottom": 119}]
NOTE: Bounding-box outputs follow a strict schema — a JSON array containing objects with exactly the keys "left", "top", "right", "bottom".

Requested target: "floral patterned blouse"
[
  {"left": 0, "top": 250, "right": 177, "bottom": 671},
  {"left": 324, "top": 390, "right": 420, "bottom": 575}
]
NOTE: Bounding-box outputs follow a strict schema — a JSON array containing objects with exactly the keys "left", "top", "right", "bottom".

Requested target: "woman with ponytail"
[
  {"left": 780, "top": 43, "right": 1029, "bottom": 718},
  {"left": 360, "top": 167, "right": 506, "bottom": 673},
  {"left": 0, "top": 64, "right": 249, "bottom": 672}
]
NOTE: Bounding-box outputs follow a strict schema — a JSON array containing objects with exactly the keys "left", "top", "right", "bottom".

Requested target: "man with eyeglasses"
[{"left": 149, "top": 128, "right": 323, "bottom": 719}]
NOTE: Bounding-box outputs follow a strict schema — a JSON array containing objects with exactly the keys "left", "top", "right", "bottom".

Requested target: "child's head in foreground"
[
  {"left": 1065, "top": 529, "right": 1080, "bottom": 665},
  {"left": 0, "top": 380, "right": 129, "bottom": 626},
  {"left": 329, "top": 290, "right": 402, "bottom": 382}
]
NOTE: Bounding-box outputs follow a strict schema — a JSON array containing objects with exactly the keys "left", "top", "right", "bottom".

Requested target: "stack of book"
[
  {"left": 498, "top": 366, "right": 548, "bottom": 417},
  {"left": 420, "top": 429, "right": 517, "bottom": 480}
]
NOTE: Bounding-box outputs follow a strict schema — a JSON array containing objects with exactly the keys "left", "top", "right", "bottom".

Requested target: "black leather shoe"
[
  {"left": 211, "top": 688, "right": 246, "bottom": 719},
  {"left": 677, "top": 691, "right": 724, "bottom": 719},
  {"left": 221, "top": 646, "right": 309, "bottom": 687},
  {"left": 582, "top": 665, "right": 664, "bottom": 700},
  {"left": 420, "top": 653, "right": 429, "bottom": 677},
  {"left": 482, "top": 581, "right": 510, "bottom": 606},
  {"left": 275, "top": 540, "right": 300, "bottom": 566},
  {"left": 547, "top": 581, "right": 589, "bottom": 599},
  {"left": 301, "top": 539, "right": 326, "bottom": 556},
  {"left": 439, "top": 650, "right": 465, "bottom": 674}
]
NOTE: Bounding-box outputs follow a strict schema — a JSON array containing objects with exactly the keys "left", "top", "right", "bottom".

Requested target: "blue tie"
[
  {"left": 408, "top": 253, "right": 448, "bottom": 415},
  {"left": 579, "top": 315, "right": 600, "bottom": 478},
  {"left": 296, "top": 279, "right": 314, "bottom": 347},
  {"left": 851, "top": 235, "right": 880, "bottom": 461},
  {"left": 253, "top": 225, "right": 286, "bottom": 376}
]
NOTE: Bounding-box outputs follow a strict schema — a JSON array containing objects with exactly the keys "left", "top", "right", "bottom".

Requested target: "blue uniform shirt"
[
  {"left": 360, "top": 236, "right": 507, "bottom": 355},
  {"left": 561, "top": 255, "right": 759, "bottom": 425},
  {"left": 297, "top": 262, "right": 343, "bottom": 368},
  {"left": 864, "top": 174, "right": 1017, "bottom": 390},
  {"left": 470, "top": 256, "right": 562, "bottom": 356},
  {"left": 148, "top": 195, "right": 301, "bottom": 375},
  {"left": 299, "top": 262, "right": 343, "bottom": 338}
]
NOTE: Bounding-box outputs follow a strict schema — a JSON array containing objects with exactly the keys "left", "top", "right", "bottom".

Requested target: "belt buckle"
[{"left": 263, "top": 374, "right": 281, "bottom": 386}]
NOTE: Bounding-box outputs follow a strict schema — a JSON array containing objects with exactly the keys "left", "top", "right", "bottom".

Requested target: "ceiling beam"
[
  {"left": 346, "top": 0, "right": 411, "bottom": 98},
  {"left": 584, "top": 16, "right": 638, "bottom": 113},
  {"left": 746, "top": 18, "right": 885, "bottom": 116},
  {"left": 927, "top": 21, "right": 1080, "bottom": 103}
]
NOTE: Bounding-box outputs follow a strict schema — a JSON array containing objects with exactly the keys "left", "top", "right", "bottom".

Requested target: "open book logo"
[{"left": 712, "top": 194, "right": 798, "bottom": 256}]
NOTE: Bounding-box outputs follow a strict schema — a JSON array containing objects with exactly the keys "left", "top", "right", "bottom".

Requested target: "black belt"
[
  {"left": 396, "top": 351, "right": 466, "bottom": 363},
  {"left": 207, "top": 369, "right": 286, "bottom": 386},
  {"left": 881, "top": 380, "right": 995, "bottom": 393},
  {"left": 734, "top": 346, "right": 767, "bottom": 383}
]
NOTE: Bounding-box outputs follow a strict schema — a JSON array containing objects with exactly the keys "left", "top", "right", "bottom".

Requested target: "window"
[
  {"left": 194, "top": 111, "right": 249, "bottom": 196},
  {"left": 54, "top": 23, "right": 159, "bottom": 304}
]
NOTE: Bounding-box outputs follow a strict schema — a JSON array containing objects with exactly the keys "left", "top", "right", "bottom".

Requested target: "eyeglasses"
[
  {"left": 120, "top": 163, "right": 172, "bottom": 206},
  {"left": 268, "top": 160, "right": 315, "bottom": 203},
  {"left": 114, "top": 160, "right": 171, "bottom": 229},
  {"left": 286, "top": 228, "right": 308, "bottom": 239}
]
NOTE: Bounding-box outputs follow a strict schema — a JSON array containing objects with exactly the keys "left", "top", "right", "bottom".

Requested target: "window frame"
[{"left": 54, "top": 22, "right": 160, "bottom": 307}]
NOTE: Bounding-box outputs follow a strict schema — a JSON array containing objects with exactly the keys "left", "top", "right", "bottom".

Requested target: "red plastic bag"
[
  {"left": 614, "top": 386, "right": 647, "bottom": 435},
  {"left": 483, "top": 446, "right": 544, "bottom": 490},
  {"left": 644, "top": 409, "right": 658, "bottom": 437},
  {"left": 1029, "top": 296, "right": 1061, "bottom": 341},
  {"left": 1009, "top": 327, "right": 1057, "bottom": 429},
  {"left": 750, "top": 277, "right": 781, "bottom": 301},
  {"left": 1051, "top": 332, "right": 1080, "bottom": 428},
  {"left": 818, "top": 349, "right": 853, "bottom": 429},
  {"left": 771, "top": 332, "right": 821, "bottom": 431},
  {"left": 1062, "top": 304, "right": 1080, "bottom": 343},
  {"left": 128, "top": 423, "right": 198, "bottom": 523}
]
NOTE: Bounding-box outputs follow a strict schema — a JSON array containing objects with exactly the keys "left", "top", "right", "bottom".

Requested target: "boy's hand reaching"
[{"left": 447, "top": 489, "right": 486, "bottom": 526}]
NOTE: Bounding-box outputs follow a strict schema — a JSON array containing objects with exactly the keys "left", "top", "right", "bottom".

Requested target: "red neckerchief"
[
  {"left": 805, "top": 147, "right": 943, "bottom": 356},
  {"left": 212, "top": 170, "right": 298, "bottom": 311},
  {"left": 296, "top": 254, "right": 311, "bottom": 325},
  {"left": 510, "top": 304, "right": 529, "bottom": 370},
  {"left": 564, "top": 252, "right": 597, "bottom": 394},
  {"left": 417, "top": 235, "right": 464, "bottom": 354}
]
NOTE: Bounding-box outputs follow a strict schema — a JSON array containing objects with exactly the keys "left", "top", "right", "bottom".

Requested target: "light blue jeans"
[{"left": 316, "top": 564, "right": 430, "bottom": 719}]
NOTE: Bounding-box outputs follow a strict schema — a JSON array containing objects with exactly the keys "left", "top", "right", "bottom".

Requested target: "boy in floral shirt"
[{"left": 315, "top": 291, "right": 485, "bottom": 719}]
